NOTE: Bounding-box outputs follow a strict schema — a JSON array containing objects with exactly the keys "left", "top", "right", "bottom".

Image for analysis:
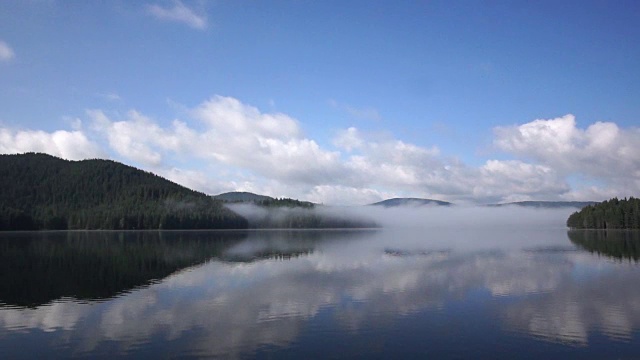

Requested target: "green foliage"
[
  {"left": 566, "top": 197, "right": 640, "bottom": 229},
  {"left": 0, "top": 153, "right": 248, "bottom": 230}
]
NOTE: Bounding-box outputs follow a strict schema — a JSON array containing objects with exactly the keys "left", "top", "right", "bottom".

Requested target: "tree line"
[{"left": 566, "top": 197, "right": 640, "bottom": 229}]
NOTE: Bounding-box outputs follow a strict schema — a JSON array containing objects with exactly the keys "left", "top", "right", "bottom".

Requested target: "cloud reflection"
[{"left": 2, "top": 229, "right": 640, "bottom": 357}]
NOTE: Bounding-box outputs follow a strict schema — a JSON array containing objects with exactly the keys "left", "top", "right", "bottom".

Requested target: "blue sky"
[{"left": 1, "top": 0, "right": 639, "bottom": 204}]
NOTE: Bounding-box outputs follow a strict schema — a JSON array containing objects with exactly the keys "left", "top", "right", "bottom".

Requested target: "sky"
[{"left": 1, "top": 0, "right": 639, "bottom": 205}]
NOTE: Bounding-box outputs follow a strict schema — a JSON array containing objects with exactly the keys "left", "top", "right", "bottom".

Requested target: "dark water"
[{"left": 1, "top": 228, "right": 640, "bottom": 359}]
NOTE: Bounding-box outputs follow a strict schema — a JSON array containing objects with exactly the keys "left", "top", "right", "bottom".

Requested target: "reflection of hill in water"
[
  {"left": 0, "top": 230, "right": 374, "bottom": 308},
  {"left": 568, "top": 230, "right": 640, "bottom": 262},
  {"left": 0, "top": 231, "right": 249, "bottom": 307}
]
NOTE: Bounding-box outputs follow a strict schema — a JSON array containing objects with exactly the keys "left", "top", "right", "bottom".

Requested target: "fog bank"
[{"left": 226, "top": 203, "right": 579, "bottom": 230}]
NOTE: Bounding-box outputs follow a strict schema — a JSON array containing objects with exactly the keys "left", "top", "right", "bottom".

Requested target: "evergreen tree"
[{"left": 567, "top": 197, "right": 640, "bottom": 229}]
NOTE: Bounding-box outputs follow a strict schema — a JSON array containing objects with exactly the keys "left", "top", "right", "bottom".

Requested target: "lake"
[{"left": 2, "top": 227, "right": 640, "bottom": 359}]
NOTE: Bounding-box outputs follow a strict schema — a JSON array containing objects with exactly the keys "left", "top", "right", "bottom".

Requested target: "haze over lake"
[{"left": 2, "top": 207, "right": 640, "bottom": 359}]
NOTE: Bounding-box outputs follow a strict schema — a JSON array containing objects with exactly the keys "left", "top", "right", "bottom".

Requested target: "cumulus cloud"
[
  {"left": 79, "top": 97, "right": 618, "bottom": 204},
  {"left": 494, "top": 114, "right": 640, "bottom": 190},
  {"left": 333, "top": 128, "right": 568, "bottom": 203},
  {"left": 147, "top": 0, "right": 207, "bottom": 30},
  {"left": 88, "top": 109, "right": 195, "bottom": 166},
  {"left": 0, "top": 128, "right": 104, "bottom": 160},
  {"left": 0, "top": 40, "right": 15, "bottom": 62},
  {"left": 191, "top": 96, "right": 344, "bottom": 184},
  {"left": 4, "top": 95, "right": 635, "bottom": 204},
  {"left": 87, "top": 96, "right": 345, "bottom": 187},
  {"left": 475, "top": 160, "right": 569, "bottom": 202}
]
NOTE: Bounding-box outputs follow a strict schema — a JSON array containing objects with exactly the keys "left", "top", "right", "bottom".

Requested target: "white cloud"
[
  {"left": 0, "top": 128, "right": 104, "bottom": 160},
  {"left": 184, "top": 96, "right": 344, "bottom": 185},
  {"left": 0, "top": 40, "right": 15, "bottom": 62},
  {"left": 147, "top": 0, "right": 207, "bottom": 30},
  {"left": 7, "top": 95, "right": 635, "bottom": 204},
  {"left": 79, "top": 97, "right": 610, "bottom": 204},
  {"left": 475, "top": 160, "right": 569, "bottom": 201},
  {"left": 333, "top": 127, "right": 364, "bottom": 152},
  {"left": 88, "top": 109, "right": 196, "bottom": 166},
  {"left": 86, "top": 96, "right": 346, "bottom": 192},
  {"left": 494, "top": 114, "right": 640, "bottom": 197}
]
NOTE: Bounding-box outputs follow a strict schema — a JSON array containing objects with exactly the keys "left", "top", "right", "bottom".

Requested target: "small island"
[{"left": 567, "top": 197, "right": 640, "bottom": 229}]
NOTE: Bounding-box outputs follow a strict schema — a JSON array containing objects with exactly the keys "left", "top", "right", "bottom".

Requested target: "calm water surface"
[{"left": 1, "top": 228, "right": 640, "bottom": 359}]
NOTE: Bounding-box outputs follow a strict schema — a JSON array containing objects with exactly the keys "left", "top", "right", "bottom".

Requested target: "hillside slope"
[{"left": 0, "top": 153, "right": 247, "bottom": 230}]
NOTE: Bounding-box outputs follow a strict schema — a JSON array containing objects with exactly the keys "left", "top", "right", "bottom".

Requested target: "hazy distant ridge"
[
  {"left": 369, "top": 198, "right": 452, "bottom": 207},
  {"left": 488, "top": 201, "right": 597, "bottom": 208}
]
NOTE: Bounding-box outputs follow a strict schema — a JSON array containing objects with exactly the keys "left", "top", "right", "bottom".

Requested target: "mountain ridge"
[{"left": 369, "top": 198, "right": 452, "bottom": 207}]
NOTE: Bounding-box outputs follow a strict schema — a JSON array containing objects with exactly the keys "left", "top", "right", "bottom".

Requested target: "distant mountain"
[
  {"left": 214, "top": 191, "right": 316, "bottom": 208},
  {"left": 369, "top": 198, "right": 452, "bottom": 207},
  {"left": 488, "top": 201, "right": 597, "bottom": 209},
  {"left": 0, "top": 153, "right": 247, "bottom": 230},
  {"left": 214, "top": 191, "right": 274, "bottom": 203}
]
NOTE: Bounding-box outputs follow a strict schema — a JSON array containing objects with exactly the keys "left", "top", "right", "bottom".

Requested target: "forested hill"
[
  {"left": 567, "top": 197, "right": 640, "bottom": 229},
  {"left": 0, "top": 153, "right": 247, "bottom": 230}
]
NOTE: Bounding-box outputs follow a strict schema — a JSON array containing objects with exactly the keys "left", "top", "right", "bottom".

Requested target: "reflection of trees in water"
[
  {"left": 0, "top": 231, "right": 250, "bottom": 307},
  {"left": 0, "top": 230, "right": 374, "bottom": 308},
  {"left": 568, "top": 230, "right": 640, "bottom": 262}
]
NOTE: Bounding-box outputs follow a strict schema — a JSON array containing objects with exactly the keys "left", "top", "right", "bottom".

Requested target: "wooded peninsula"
[{"left": 567, "top": 197, "right": 640, "bottom": 229}]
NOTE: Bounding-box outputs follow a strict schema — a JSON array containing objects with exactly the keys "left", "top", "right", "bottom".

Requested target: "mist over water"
[
  {"left": 356, "top": 205, "right": 576, "bottom": 229},
  {"left": 227, "top": 204, "right": 578, "bottom": 253},
  {"left": 228, "top": 203, "right": 577, "bottom": 230}
]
